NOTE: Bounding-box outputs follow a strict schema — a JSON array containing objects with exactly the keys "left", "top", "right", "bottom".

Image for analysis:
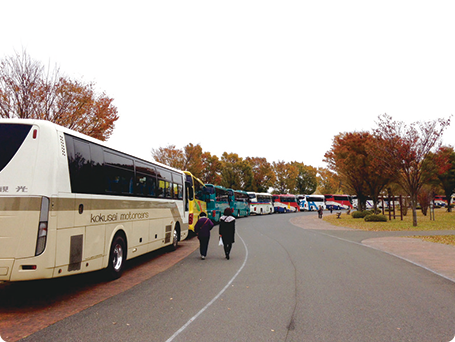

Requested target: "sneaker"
[{"left": 201, "top": 256, "right": 205, "bottom": 260}]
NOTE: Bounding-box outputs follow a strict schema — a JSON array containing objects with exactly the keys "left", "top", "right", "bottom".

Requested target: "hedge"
[
  {"left": 364, "top": 214, "right": 387, "bottom": 222},
  {"left": 352, "top": 210, "right": 374, "bottom": 219}
]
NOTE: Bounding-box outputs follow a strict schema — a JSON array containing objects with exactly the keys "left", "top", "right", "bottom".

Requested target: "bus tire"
[
  {"left": 107, "top": 234, "right": 127, "bottom": 280},
  {"left": 171, "top": 224, "right": 180, "bottom": 251}
]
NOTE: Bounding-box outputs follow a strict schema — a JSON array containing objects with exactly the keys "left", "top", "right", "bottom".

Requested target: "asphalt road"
[{"left": 17, "top": 212, "right": 455, "bottom": 342}]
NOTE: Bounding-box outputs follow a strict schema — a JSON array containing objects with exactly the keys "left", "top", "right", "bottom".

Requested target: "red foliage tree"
[{"left": 373, "top": 114, "right": 451, "bottom": 226}]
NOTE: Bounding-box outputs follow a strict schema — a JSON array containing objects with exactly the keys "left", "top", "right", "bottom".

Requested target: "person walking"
[
  {"left": 194, "top": 212, "right": 214, "bottom": 260},
  {"left": 219, "top": 208, "right": 235, "bottom": 260},
  {"left": 318, "top": 205, "right": 323, "bottom": 219}
]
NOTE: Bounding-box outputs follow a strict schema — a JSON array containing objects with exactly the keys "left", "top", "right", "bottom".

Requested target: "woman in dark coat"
[
  {"left": 194, "top": 212, "right": 214, "bottom": 260},
  {"left": 219, "top": 208, "right": 235, "bottom": 260}
]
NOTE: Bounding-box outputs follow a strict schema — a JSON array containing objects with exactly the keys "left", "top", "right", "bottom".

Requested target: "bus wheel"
[
  {"left": 107, "top": 234, "right": 126, "bottom": 280},
  {"left": 171, "top": 224, "right": 179, "bottom": 251}
]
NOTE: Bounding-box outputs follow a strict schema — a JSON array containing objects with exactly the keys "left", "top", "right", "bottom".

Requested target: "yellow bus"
[
  {"left": 184, "top": 171, "right": 207, "bottom": 232},
  {"left": 0, "top": 119, "right": 189, "bottom": 281}
]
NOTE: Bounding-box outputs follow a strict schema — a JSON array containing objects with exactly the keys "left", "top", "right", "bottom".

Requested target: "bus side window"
[
  {"left": 70, "top": 138, "right": 92, "bottom": 194},
  {"left": 157, "top": 179, "right": 165, "bottom": 198}
]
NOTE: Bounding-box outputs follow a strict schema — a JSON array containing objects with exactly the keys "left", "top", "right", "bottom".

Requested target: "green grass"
[
  {"left": 324, "top": 208, "right": 455, "bottom": 232},
  {"left": 323, "top": 208, "right": 455, "bottom": 246}
]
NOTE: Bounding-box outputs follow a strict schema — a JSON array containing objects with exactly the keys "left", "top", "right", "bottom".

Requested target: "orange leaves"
[{"left": 0, "top": 50, "right": 118, "bottom": 140}]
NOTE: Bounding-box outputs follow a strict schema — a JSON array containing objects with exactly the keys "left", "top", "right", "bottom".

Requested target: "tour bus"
[
  {"left": 351, "top": 196, "right": 374, "bottom": 210},
  {"left": 230, "top": 189, "right": 250, "bottom": 217},
  {"left": 248, "top": 192, "right": 274, "bottom": 215},
  {"left": 433, "top": 195, "right": 448, "bottom": 207},
  {"left": 324, "top": 194, "right": 352, "bottom": 210},
  {"left": 302, "top": 195, "right": 325, "bottom": 211},
  {"left": 184, "top": 171, "right": 207, "bottom": 232},
  {"left": 297, "top": 195, "right": 306, "bottom": 211},
  {"left": 204, "top": 184, "right": 230, "bottom": 222},
  {"left": 272, "top": 194, "right": 300, "bottom": 213},
  {"left": 0, "top": 119, "right": 188, "bottom": 282}
]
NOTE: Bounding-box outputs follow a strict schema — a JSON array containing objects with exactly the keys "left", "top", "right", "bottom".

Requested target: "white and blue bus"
[
  {"left": 301, "top": 195, "right": 325, "bottom": 211},
  {"left": 0, "top": 119, "right": 188, "bottom": 281}
]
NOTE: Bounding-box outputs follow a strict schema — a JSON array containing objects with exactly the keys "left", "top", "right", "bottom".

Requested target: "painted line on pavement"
[{"left": 165, "top": 232, "right": 249, "bottom": 342}]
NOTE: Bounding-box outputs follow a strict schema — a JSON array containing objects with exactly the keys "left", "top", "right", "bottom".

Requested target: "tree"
[
  {"left": 324, "top": 131, "right": 394, "bottom": 211},
  {"left": 201, "top": 151, "right": 222, "bottom": 185},
  {"left": 291, "top": 162, "right": 318, "bottom": 195},
  {"left": 151, "top": 145, "right": 185, "bottom": 169},
  {"left": 220, "top": 152, "right": 253, "bottom": 190},
  {"left": 426, "top": 146, "right": 455, "bottom": 212},
  {"left": 245, "top": 157, "right": 275, "bottom": 192},
  {"left": 0, "top": 51, "right": 118, "bottom": 140},
  {"left": 417, "top": 186, "right": 433, "bottom": 216},
  {"left": 316, "top": 167, "right": 340, "bottom": 195},
  {"left": 373, "top": 114, "right": 451, "bottom": 226},
  {"left": 183, "top": 143, "right": 204, "bottom": 179},
  {"left": 272, "top": 161, "right": 298, "bottom": 194}
]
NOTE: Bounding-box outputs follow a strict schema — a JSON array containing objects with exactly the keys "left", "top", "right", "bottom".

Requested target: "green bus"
[{"left": 229, "top": 189, "right": 250, "bottom": 217}]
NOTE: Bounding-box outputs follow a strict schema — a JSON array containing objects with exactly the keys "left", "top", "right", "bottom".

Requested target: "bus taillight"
[
  {"left": 35, "top": 197, "right": 50, "bottom": 256},
  {"left": 189, "top": 213, "right": 193, "bottom": 225}
]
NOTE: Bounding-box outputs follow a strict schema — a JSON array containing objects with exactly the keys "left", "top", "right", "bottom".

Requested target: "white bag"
[{"left": 218, "top": 236, "right": 223, "bottom": 246}]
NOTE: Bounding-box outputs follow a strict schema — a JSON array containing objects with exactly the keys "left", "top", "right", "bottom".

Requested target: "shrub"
[
  {"left": 364, "top": 214, "right": 387, "bottom": 222},
  {"left": 352, "top": 211, "right": 365, "bottom": 219},
  {"left": 352, "top": 210, "right": 374, "bottom": 219}
]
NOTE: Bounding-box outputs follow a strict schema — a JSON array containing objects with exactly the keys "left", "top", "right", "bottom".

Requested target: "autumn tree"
[
  {"left": 426, "top": 146, "right": 455, "bottom": 212},
  {"left": 220, "top": 152, "right": 253, "bottom": 190},
  {"left": 183, "top": 143, "right": 204, "bottom": 179},
  {"left": 316, "top": 167, "right": 340, "bottom": 195},
  {"left": 272, "top": 161, "right": 298, "bottom": 194},
  {"left": 417, "top": 185, "right": 433, "bottom": 216},
  {"left": 151, "top": 144, "right": 185, "bottom": 169},
  {"left": 291, "top": 162, "right": 318, "bottom": 195},
  {"left": 0, "top": 50, "right": 118, "bottom": 140},
  {"left": 245, "top": 157, "right": 275, "bottom": 192},
  {"left": 325, "top": 131, "right": 394, "bottom": 211},
  {"left": 201, "top": 151, "right": 222, "bottom": 185},
  {"left": 373, "top": 114, "right": 451, "bottom": 226}
]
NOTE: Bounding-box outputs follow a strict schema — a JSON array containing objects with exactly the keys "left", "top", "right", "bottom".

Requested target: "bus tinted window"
[
  {"left": 69, "top": 138, "right": 93, "bottom": 194},
  {"left": 65, "top": 134, "right": 182, "bottom": 199},
  {"left": 135, "top": 173, "right": 156, "bottom": 196},
  {"left": 156, "top": 167, "right": 172, "bottom": 182},
  {"left": 157, "top": 179, "right": 172, "bottom": 198},
  {"left": 105, "top": 165, "right": 134, "bottom": 195},
  {"left": 105, "top": 151, "right": 134, "bottom": 171},
  {"left": 136, "top": 162, "right": 156, "bottom": 177},
  {"left": 0, "top": 124, "right": 32, "bottom": 172}
]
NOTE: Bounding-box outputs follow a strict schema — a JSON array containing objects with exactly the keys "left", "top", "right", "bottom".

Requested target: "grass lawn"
[{"left": 323, "top": 208, "right": 455, "bottom": 246}]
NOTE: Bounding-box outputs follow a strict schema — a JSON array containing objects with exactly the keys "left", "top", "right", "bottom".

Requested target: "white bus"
[
  {"left": 0, "top": 119, "right": 188, "bottom": 282},
  {"left": 247, "top": 192, "right": 274, "bottom": 215},
  {"left": 301, "top": 194, "right": 325, "bottom": 211}
]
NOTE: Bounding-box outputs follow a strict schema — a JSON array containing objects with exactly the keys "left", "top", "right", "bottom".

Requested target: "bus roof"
[{"left": 0, "top": 118, "right": 184, "bottom": 175}]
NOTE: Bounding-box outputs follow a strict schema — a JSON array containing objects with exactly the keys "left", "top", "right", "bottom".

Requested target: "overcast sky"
[{"left": 1, "top": 1, "right": 454, "bottom": 168}]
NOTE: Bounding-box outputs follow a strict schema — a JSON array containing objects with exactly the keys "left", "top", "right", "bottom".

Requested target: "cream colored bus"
[{"left": 0, "top": 119, "right": 189, "bottom": 281}]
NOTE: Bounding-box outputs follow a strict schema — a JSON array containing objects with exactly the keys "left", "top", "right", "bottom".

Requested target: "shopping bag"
[{"left": 218, "top": 236, "right": 223, "bottom": 246}]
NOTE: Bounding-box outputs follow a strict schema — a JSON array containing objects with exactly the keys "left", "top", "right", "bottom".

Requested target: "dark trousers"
[
  {"left": 199, "top": 236, "right": 209, "bottom": 257},
  {"left": 223, "top": 243, "right": 232, "bottom": 256}
]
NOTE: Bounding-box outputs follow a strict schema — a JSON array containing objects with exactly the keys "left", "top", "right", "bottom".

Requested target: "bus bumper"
[
  {"left": 0, "top": 259, "right": 14, "bottom": 281},
  {"left": 0, "top": 258, "right": 53, "bottom": 282}
]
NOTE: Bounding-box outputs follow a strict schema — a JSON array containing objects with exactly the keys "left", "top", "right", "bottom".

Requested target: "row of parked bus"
[
  {"left": 184, "top": 174, "right": 356, "bottom": 232},
  {"left": 0, "top": 118, "right": 354, "bottom": 282}
]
